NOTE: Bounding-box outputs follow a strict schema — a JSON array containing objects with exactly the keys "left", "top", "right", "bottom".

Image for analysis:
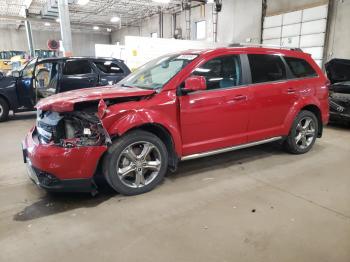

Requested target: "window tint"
[
  {"left": 63, "top": 60, "right": 92, "bottom": 75},
  {"left": 248, "top": 54, "right": 286, "bottom": 83},
  {"left": 193, "top": 55, "right": 242, "bottom": 90},
  {"left": 94, "top": 61, "right": 124, "bottom": 74},
  {"left": 284, "top": 57, "right": 318, "bottom": 78}
]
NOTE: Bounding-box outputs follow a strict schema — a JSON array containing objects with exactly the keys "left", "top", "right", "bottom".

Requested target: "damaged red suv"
[{"left": 22, "top": 47, "right": 329, "bottom": 195}]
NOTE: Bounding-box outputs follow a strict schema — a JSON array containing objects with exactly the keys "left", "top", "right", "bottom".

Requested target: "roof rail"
[{"left": 229, "top": 43, "right": 303, "bottom": 52}]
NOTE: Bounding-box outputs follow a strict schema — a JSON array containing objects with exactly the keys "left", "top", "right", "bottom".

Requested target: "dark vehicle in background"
[
  {"left": 0, "top": 57, "right": 131, "bottom": 121},
  {"left": 325, "top": 59, "right": 350, "bottom": 124}
]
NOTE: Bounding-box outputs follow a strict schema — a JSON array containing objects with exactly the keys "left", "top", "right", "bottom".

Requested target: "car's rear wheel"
[
  {"left": 284, "top": 110, "right": 318, "bottom": 154},
  {"left": 103, "top": 130, "right": 168, "bottom": 195},
  {"left": 0, "top": 97, "right": 9, "bottom": 122}
]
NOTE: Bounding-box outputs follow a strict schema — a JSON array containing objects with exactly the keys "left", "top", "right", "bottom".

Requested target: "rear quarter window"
[{"left": 284, "top": 57, "right": 318, "bottom": 78}]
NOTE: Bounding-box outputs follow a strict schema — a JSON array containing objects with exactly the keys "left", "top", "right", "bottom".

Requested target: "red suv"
[{"left": 22, "top": 47, "right": 329, "bottom": 195}]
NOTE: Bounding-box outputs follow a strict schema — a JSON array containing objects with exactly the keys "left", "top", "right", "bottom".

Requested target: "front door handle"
[
  {"left": 287, "top": 88, "right": 297, "bottom": 94},
  {"left": 226, "top": 95, "right": 247, "bottom": 104},
  {"left": 233, "top": 95, "right": 247, "bottom": 101}
]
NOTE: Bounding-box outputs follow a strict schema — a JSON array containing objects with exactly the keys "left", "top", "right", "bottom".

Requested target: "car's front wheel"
[
  {"left": 103, "top": 130, "right": 168, "bottom": 195},
  {"left": 284, "top": 110, "right": 318, "bottom": 154}
]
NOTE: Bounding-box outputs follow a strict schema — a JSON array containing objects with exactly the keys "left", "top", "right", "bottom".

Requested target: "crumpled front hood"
[
  {"left": 35, "top": 85, "right": 155, "bottom": 112},
  {"left": 325, "top": 59, "right": 350, "bottom": 84}
]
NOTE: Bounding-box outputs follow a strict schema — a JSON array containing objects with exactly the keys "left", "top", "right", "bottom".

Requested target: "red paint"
[
  {"left": 27, "top": 47, "right": 329, "bottom": 181},
  {"left": 36, "top": 85, "right": 155, "bottom": 112},
  {"left": 183, "top": 75, "right": 207, "bottom": 92},
  {"left": 24, "top": 128, "right": 107, "bottom": 180}
]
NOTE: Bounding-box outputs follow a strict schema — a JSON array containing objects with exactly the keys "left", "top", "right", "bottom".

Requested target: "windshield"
[
  {"left": 35, "top": 50, "right": 56, "bottom": 58},
  {"left": 0, "top": 51, "right": 11, "bottom": 60},
  {"left": 119, "top": 54, "right": 198, "bottom": 90},
  {"left": 0, "top": 51, "right": 25, "bottom": 60}
]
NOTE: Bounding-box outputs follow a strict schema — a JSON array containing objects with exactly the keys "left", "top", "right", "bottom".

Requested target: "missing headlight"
[{"left": 37, "top": 111, "right": 111, "bottom": 147}]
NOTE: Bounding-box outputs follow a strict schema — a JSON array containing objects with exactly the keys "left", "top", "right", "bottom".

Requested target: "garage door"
[{"left": 262, "top": 4, "right": 328, "bottom": 68}]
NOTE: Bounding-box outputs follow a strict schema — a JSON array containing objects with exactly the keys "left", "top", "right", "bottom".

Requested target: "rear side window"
[
  {"left": 248, "top": 54, "right": 286, "bottom": 83},
  {"left": 284, "top": 57, "right": 318, "bottom": 78},
  {"left": 63, "top": 60, "right": 92, "bottom": 75},
  {"left": 94, "top": 61, "right": 124, "bottom": 74}
]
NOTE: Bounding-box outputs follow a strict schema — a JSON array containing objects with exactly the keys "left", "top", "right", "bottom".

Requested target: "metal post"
[
  {"left": 212, "top": 4, "right": 218, "bottom": 42},
  {"left": 185, "top": 7, "right": 191, "bottom": 40},
  {"left": 159, "top": 11, "right": 164, "bottom": 38},
  {"left": 24, "top": 20, "right": 35, "bottom": 57},
  {"left": 57, "top": 0, "right": 73, "bottom": 56}
]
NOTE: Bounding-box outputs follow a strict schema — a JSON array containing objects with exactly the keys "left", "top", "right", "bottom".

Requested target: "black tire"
[
  {"left": 103, "top": 130, "right": 168, "bottom": 195},
  {"left": 0, "top": 97, "right": 9, "bottom": 122},
  {"left": 284, "top": 110, "right": 318, "bottom": 154}
]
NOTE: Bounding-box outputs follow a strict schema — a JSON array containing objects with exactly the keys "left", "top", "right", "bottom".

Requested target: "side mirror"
[
  {"left": 183, "top": 76, "right": 207, "bottom": 93},
  {"left": 11, "top": 70, "right": 20, "bottom": 78}
]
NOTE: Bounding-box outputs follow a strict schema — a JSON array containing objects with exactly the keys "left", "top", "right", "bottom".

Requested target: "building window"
[
  {"left": 151, "top": 32, "right": 158, "bottom": 38},
  {"left": 195, "top": 20, "right": 206, "bottom": 40}
]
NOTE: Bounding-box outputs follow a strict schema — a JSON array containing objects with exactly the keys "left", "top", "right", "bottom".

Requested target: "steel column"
[
  {"left": 24, "top": 19, "right": 35, "bottom": 57},
  {"left": 57, "top": 0, "right": 73, "bottom": 56}
]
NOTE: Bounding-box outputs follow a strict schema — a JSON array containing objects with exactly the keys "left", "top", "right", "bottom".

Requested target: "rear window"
[
  {"left": 284, "top": 57, "right": 318, "bottom": 78},
  {"left": 248, "top": 54, "right": 286, "bottom": 84},
  {"left": 94, "top": 61, "right": 124, "bottom": 74},
  {"left": 63, "top": 60, "right": 92, "bottom": 75}
]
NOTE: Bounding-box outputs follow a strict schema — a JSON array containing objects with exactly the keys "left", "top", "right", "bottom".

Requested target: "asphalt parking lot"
[{"left": 1, "top": 112, "right": 350, "bottom": 262}]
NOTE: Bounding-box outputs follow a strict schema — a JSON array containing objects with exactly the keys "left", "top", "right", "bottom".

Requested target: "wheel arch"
[
  {"left": 97, "top": 122, "right": 180, "bottom": 178},
  {"left": 300, "top": 104, "right": 323, "bottom": 138},
  {"left": 125, "top": 123, "right": 179, "bottom": 171}
]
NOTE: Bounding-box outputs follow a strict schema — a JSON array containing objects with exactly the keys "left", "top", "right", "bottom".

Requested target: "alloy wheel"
[
  {"left": 116, "top": 141, "right": 162, "bottom": 188},
  {"left": 294, "top": 116, "right": 316, "bottom": 150}
]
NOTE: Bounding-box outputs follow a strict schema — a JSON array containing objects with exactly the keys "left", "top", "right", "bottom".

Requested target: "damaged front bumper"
[{"left": 22, "top": 127, "right": 107, "bottom": 192}]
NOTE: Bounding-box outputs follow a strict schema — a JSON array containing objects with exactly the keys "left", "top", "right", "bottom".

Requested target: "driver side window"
[{"left": 193, "top": 55, "right": 242, "bottom": 90}]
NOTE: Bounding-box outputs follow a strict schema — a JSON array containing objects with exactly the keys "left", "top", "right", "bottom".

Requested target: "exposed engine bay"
[
  {"left": 329, "top": 82, "right": 350, "bottom": 115},
  {"left": 325, "top": 59, "right": 350, "bottom": 120},
  {"left": 36, "top": 110, "right": 111, "bottom": 148}
]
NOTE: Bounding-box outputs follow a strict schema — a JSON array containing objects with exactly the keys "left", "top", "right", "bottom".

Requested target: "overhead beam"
[{"left": 0, "top": 15, "right": 114, "bottom": 30}]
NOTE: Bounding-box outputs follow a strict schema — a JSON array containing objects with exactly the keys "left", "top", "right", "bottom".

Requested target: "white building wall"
[
  {"left": 112, "top": 0, "right": 263, "bottom": 45},
  {"left": 0, "top": 28, "right": 110, "bottom": 56}
]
